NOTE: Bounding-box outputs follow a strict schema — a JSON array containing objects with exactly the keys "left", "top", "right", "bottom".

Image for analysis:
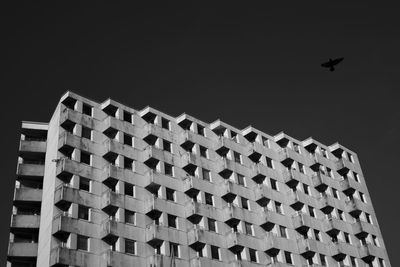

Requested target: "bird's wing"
[
  {"left": 332, "top": 57, "right": 344, "bottom": 65},
  {"left": 321, "top": 62, "right": 331, "bottom": 67}
]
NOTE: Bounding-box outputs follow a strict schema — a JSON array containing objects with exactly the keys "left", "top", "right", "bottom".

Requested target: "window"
[
  {"left": 170, "top": 242, "right": 179, "bottom": 258},
  {"left": 327, "top": 167, "right": 333, "bottom": 178},
  {"left": 161, "top": 118, "right": 170, "bottom": 130},
  {"left": 353, "top": 171, "right": 360, "bottom": 182},
  {"left": 275, "top": 202, "right": 283, "bottom": 214},
  {"left": 79, "top": 177, "right": 90, "bottom": 192},
  {"left": 78, "top": 205, "right": 89, "bottom": 220},
  {"left": 125, "top": 239, "right": 136, "bottom": 254},
  {"left": 347, "top": 152, "right": 353, "bottom": 162},
  {"left": 266, "top": 157, "right": 273, "bottom": 168},
  {"left": 233, "top": 151, "right": 242, "bottom": 164},
  {"left": 208, "top": 218, "right": 216, "bottom": 232},
  {"left": 309, "top": 206, "right": 315, "bottom": 217},
  {"left": 77, "top": 235, "right": 89, "bottom": 251},
  {"left": 199, "top": 145, "right": 208, "bottom": 158},
  {"left": 241, "top": 197, "right": 249, "bottom": 210},
  {"left": 338, "top": 209, "right": 344, "bottom": 221},
  {"left": 82, "top": 103, "right": 92, "bottom": 116},
  {"left": 320, "top": 254, "right": 327, "bottom": 266},
  {"left": 245, "top": 222, "right": 253, "bottom": 235},
  {"left": 230, "top": 130, "right": 238, "bottom": 141},
  {"left": 123, "top": 111, "right": 132, "bottom": 123},
  {"left": 350, "top": 256, "right": 357, "bottom": 267},
  {"left": 293, "top": 142, "right": 300, "bottom": 153},
  {"left": 333, "top": 188, "right": 339, "bottom": 199},
  {"left": 211, "top": 245, "right": 219, "bottom": 260},
  {"left": 124, "top": 157, "right": 134, "bottom": 170},
  {"left": 125, "top": 210, "right": 135, "bottom": 224},
  {"left": 80, "top": 151, "right": 91, "bottom": 165},
  {"left": 279, "top": 225, "right": 287, "bottom": 238},
  {"left": 303, "top": 184, "right": 309, "bottom": 195},
  {"left": 372, "top": 235, "right": 379, "bottom": 247},
  {"left": 270, "top": 179, "right": 278, "bottom": 190},
  {"left": 205, "top": 193, "right": 213, "bottom": 206},
  {"left": 166, "top": 188, "right": 175, "bottom": 201},
  {"left": 344, "top": 232, "right": 351, "bottom": 244},
  {"left": 168, "top": 214, "right": 177, "bottom": 228},
  {"left": 197, "top": 125, "right": 205, "bottom": 136},
  {"left": 360, "top": 192, "right": 366, "bottom": 203},
  {"left": 379, "top": 258, "right": 386, "bottom": 267},
  {"left": 237, "top": 174, "right": 245, "bottom": 186},
  {"left": 366, "top": 213, "right": 372, "bottom": 224},
  {"left": 164, "top": 163, "right": 174, "bottom": 176},
  {"left": 202, "top": 168, "right": 211, "bottom": 181},
  {"left": 163, "top": 140, "right": 172, "bottom": 152},
  {"left": 285, "top": 251, "right": 293, "bottom": 264},
  {"left": 249, "top": 248, "right": 257, "bottom": 262},
  {"left": 314, "top": 229, "right": 320, "bottom": 241},
  {"left": 320, "top": 147, "right": 328, "bottom": 158},
  {"left": 125, "top": 183, "right": 134, "bottom": 197},
  {"left": 81, "top": 126, "right": 92, "bottom": 140},
  {"left": 124, "top": 134, "right": 133, "bottom": 146},
  {"left": 298, "top": 162, "right": 305, "bottom": 173}
]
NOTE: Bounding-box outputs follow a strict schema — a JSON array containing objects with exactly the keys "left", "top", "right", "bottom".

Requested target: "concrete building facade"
[{"left": 7, "top": 91, "right": 391, "bottom": 267}]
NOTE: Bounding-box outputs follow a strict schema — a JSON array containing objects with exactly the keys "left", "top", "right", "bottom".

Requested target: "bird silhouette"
[{"left": 321, "top": 57, "right": 344, "bottom": 71}]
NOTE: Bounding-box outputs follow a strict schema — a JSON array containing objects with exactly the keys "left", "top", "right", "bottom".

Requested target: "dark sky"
[{"left": 1, "top": 2, "right": 399, "bottom": 265}]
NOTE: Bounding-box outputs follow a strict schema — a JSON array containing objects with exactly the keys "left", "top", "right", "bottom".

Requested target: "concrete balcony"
[
  {"left": 322, "top": 216, "right": 348, "bottom": 235},
  {"left": 279, "top": 147, "right": 308, "bottom": 167},
  {"left": 10, "top": 215, "right": 40, "bottom": 230},
  {"left": 14, "top": 188, "right": 42, "bottom": 203},
  {"left": 101, "top": 190, "right": 125, "bottom": 214},
  {"left": 281, "top": 169, "right": 303, "bottom": 188},
  {"left": 101, "top": 164, "right": 135, "bottom": 184},
  {"left": 317, "top": 194, "right": 336, "bottom": 214},
  {"left": 219, "top": 179, "right": 237, "bottom": 203},
  {"left": 297, "top": 238, "right": 319, "bottom": 257},
  {"left": 8, "top": 242, "right": 38, "bottom": 259},
  {"left": 254, "top": 184, "right": 282, "bottom": 207},
  {"left": 335, "top": 158, "right": 353, "bottom": 176},
  {"left": 19, "top": 139, "right": 46, "bottom": 156},
  {"left": 292, "top": 212, "right": 317, "bottom": 232},
  {"left": 185, "top": 200, "right": 202, "bottom": 223},
  {"left": 263, "top": 232, "right": 295, "bottom": 254},
  {"left": 226, "top": 230, "right": 261, "bottom": 251},
  {"left": 311, "top": 172, "right": 331, "bottom": 192},
  {"left": 182, "top": 175, "right": 201, "bottom": 198},
  {"left": 50, "top": 246, "right": 99, "bottom": 267},
  {"left": 104, "top": 249, "right": 145, "bottom": 266},
  {"left": 56, "top": 157, "right": 101, "bottom": 182},
  {"left": 145, "top": 223, "right": 186, "bottom": 245},
  {"left": 259, "top": 208, "right": 288, "bottom": 231},
  {"left": 358, "top": 243, "right": 386, "bottom": 261},
  {"left": 188, "top": 226, "right": 223, "bottom": 248},
  {"left": 352, "top": 220, "right": 377, "bottom": 237},
  {"left": 329, "top": 241, "right": 358, "bottom": 259},
  {"left": 101, "top": 115, "right": 135, "bottom": 136},
  {"left": 103, "top": 138, "right": 138, "bottom": 161},
  {"left": 340, "top": 178, "right": 363, "bottom": 196},
  {"left": 16, "top": 163, "right": 44, "bottom": 181},
  {"left": 286, "top": 190, "right": 313, "bottom": 210},
  {"left": 344, "top": 198, "right": 368, "bottom": 217},
  {"left": 52, "top": 213, "right": 99, "bottom": 240},
  {"left": 54, "top": 184, "right": 98, "bottom": 210},
  {"left": 189, "top": 256, "right": 226, "bottom": 267},
  {"left": 100, "top": 218, "right": 140, "bottom": 241}
]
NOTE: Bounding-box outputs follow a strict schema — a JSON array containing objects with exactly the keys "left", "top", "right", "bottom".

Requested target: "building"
[{"left": 7, "top": 91, "right": 391, "bottom": 267}]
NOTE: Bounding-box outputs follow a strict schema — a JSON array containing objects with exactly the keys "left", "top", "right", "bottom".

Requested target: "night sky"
[{"left": 1, "top": 2, "right": 399, "bottom": 265}]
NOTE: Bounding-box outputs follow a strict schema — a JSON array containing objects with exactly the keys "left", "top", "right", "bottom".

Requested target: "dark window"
[
  {"left": 208, "top": 218, "right": 216, "bottom": 232},
  {"left": 249, "top": 248, "right": 257, "bottom": 262},
  {"left": 284, "top": 251, "right": 292, "bottom": 264},
  {"left": 233, "top": 151, "right": 242, "bottom": 164},
  {"left": 199, "top": 146, "right": 208, "bottom": 158},
  {"left": 303, "top": 184, "right": 309, "bottom": 195},
  {"left": 205, "top": 193, "right": 213, "bottom": 206},
  {"left": 170, "top": 242, "right": 179, "bottom": 257},
  {"left": 298, "top": 162, "right": 304, "bottom": 173},
  {"left": 124, "top": 157, "right": 134, "bottom": 170},
  {"left": 202, "top": 168, "right": 211, "bottom": 181},
  {"left": 78, "top": 205, "right": 89, "bottom": 220},
  {"left": 161, "top": 118, "right": 170, "bottom": 130},
  {"left": 333, "top": 188, "right": 339, "bottom": 199},
  {"left": 163, "top": 140, "right": 172, "bottom": 152},
  {"left": 275, "top": 202, "right": 282, "bottom": 214},
  {"left": 309, "top": 206, "right": 315, "bottom": 217},
  {"left": 80, "top": 151, "right": 91, "bottom": 165},
  {"left": 125, "top": 210, "right": 135, "bottom": 224},
  {"left": 81, "top": 126, "right": 92, "bottom": 140},
  {"left": 79, "top": 177, "right": 90, "bottom": 192},
  {"left": 197, "top": 125, "right": 205, "bottom": 136},
  {"left": 293, "top": 143, "right": 300, "bottom": 153},
  {"left": 270, "top": 179, "right": 277, "bottom": 190},
  {"left": 77, "top": 235, "right": 88, "bottom": 251},
  {"left": 344, "top": 232, "right": 350, "bottom": 243},
  {"left": 237, "top": 174, "right": 245, "bottom": 186},
  {"left": 279, "top": 225, "right": 287, "bottom": 238},
  {"left": 166, "top": 188, "right": 175, "bottom": 201},
  {"left": 266, "top": 157, "right": 273, "bottom": 168},
  {"left": 241, "top": 197, "right": 249, "bottom": 210},
  {"left": 168, "top": 214, "right": 177, "bottom": 228},
  {"left": 124, "top": 134, "right": 133, "bottom": 146},
  {"left": 314, "top": 229, "right": 320, "bottom": 241},
  {"left": 82, "top": 104, "right": 92, "bottom": 116},
  {"left": 211, "top": 245, "right": 219, "bottom": 260},
  {"left": 125, "top": 239, "right": 136, "bottom": 254},
  {"left": 125, "top": 183, "right": 134, "bottom": 197},
  {"left": 245, "top": 222, "right": 253, "bottom": 235},
  {"left": 321, "top": 254, "right": 327, "bottom": 266},
  {"left": 123, "top": 111, "right": 132, "bottom": 123},
  {"left": 164, "top": 163, "right": 173, "bottom": 176}
]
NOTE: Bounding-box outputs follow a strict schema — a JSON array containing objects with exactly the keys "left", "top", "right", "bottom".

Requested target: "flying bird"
[{"left": 321, "top": 57, "right": 344, "bottom": 72}]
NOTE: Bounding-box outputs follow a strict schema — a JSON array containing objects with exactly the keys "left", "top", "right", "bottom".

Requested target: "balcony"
[
  {"left": 219, "top": 179, "right": 237, "bottom": 203},
  {"left": 54, "top": 184, "right": 97, "bottom": 211},
  {"left": 101, "top": 190, "right": 124, "bottom": 215},
  {"left": 329, "top": 241, "right": 358, "bottom": 260},
  {"left": 344, "top": 198, "right": 365, "bottom": 217},
  {"left": 282, "top": 169, "right": 301, "bottom": 188},
  {"left": 10, "top": 215, "right": 40, "bottom": 231},
  {"left": 16, "top": 163, "right": 44, "bottom": 181},
  {"left": 297, "top": 238, "right": 319, "bottom": 258},
  {"left": 56, "top": 158, "right": 100, "bottom": 182},
  {"left": 104, "top": 249, "right": 145, "bottom": 267},
  {"left": 103, "top": 138, "right": 136, "bottom": 161},
  {"left": 352, "top": 220, "right": 377, "bottom": 238},
  {"left": 8, "top": 242, "right": 38, "bottom": 259},
  {"left": 340, "top": 178, "right": 362, "bottom": 197},
  {"left": 318, "top": 194, "right": 336, "bottom": 215},
  {"left": 49, "top": 246, "right": 99, "bottom": 267},
  {"left": 145, "top": 223, "right": 185, "bottom": 246},
  {"left": 185, "top": 200, "right": 202, "bottom": 224},
  {"left": 311, "top": 172, "right": 330, "bottom": 192},
  {"left": 358, "top": 243, "right": 386, "bottom": 262},
  {"left": 286, "top": 190, "right": 310, "bottom": 211},
  {"left": 182, "top": 175, "right": 201, "bottom": 199},
  {"left": 225, "top": 230, "right": 259, "bottom": 251},
  {"left": 19, "top": 139, "right": 46, "bottom": 156},
  {"left": 188, "top": 226, "right": 219, "bottom": 249},
  {"left": 52, "top": 213, "right": 98, "bottom": 240},
  {"left": 336, "top": 158, "right": 352, "bottom": 176},
  {"left": 292, "top": 212, "right": 314, "bottom": 233},
  {"left": 14, "top": 188, "right": 42, "bottom": 203}
]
